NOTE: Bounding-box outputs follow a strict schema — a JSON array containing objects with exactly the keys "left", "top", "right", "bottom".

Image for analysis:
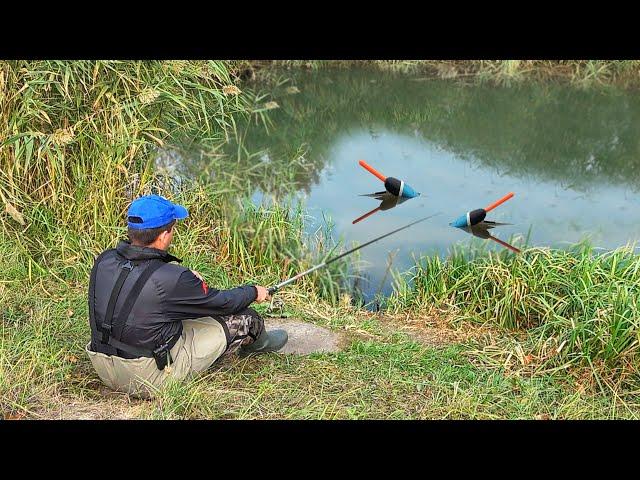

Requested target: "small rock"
[{"left": 265, "top": 318, "right": 347, "bottom": 355}]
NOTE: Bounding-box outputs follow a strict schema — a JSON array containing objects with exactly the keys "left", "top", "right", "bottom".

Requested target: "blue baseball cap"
[{"left": 127, "top": 194, "right": 189, "bottom": 230}]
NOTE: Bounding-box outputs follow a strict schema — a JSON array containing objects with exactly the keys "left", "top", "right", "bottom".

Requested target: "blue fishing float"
[
  {"left": 450, "top": 192, "right": 515, "bottom": 228},
  {"left": 358, "top": 160, "right": 420, "bottom": 199}
]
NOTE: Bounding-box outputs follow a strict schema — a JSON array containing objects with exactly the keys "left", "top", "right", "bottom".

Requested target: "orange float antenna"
[
  {"left": 485, "top": 192, "right": 514, "bottom": 213},
  {"left": 359, "top": 159, "right": 387, "bottom": 182}
]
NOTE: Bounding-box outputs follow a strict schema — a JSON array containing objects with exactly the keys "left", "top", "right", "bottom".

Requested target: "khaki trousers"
[{"left": 85, "top": 316, "right": 227, "bottom": 398}]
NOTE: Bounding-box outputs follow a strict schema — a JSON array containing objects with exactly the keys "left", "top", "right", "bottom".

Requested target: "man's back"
[{"left": 88, "top": 241, "right": 185, "bottom": 358}]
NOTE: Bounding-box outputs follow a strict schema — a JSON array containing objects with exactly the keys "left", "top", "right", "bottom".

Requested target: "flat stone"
[{"left": 264, "top": 318, "right": 346, "bottom": 355}]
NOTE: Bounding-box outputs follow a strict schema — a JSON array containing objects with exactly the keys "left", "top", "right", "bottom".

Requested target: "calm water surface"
[{"left": 205, "top": 69, "right": 640, "bottom": 301}]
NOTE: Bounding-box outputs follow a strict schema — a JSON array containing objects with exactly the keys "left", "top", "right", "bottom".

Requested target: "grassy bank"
[
  {"left": 386, "top": 245, "right": 640, "bottom": 394},
  {"left": 3, "top": 261, "right": 638, "bottom": 419},
  {"left": 261, "top": 60, "right": 640, "bottom": 88},
  {"left": 1, "top": 60, "right": 639, "bottom": 418}
]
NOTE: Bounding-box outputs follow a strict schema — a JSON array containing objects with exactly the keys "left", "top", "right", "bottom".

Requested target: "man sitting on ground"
[{"left": 86, "top": 194, "right": 288, "bottom": 397}]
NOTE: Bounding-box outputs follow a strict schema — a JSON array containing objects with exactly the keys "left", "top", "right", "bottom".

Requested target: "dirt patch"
[
  {"left": 373, "top": 312, "right": 490, "bottom": 347},
  {"left": 32, "top": 386, "right": 147, "bottom": 420},
  {"left": 265, "top": 318, "right": 349, "bottom": 355}
]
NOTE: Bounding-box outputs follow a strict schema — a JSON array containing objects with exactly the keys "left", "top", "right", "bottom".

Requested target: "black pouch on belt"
[{"left": 152, "top": 339, "right": 175, "bottom": 370}]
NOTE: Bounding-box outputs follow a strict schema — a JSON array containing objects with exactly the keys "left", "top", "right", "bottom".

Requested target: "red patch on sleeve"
[{"left": 201, "top": 281, "right": 208, "bottom": 294}]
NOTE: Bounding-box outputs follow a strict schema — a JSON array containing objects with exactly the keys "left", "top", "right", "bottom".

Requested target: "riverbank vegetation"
[
  {"left": 1, "top": 60, "right": 639, "bottom": 419},
  {"left": 262, "top": 60, "right": 640, "bottom": 88},
  {"left": 387, "top": 244, "right": 640, "bottom": 395}
]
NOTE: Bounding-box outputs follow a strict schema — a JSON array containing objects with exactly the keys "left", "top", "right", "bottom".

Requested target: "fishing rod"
[{"left": 267, "top": 212, "right": 440, "bottom": 296}]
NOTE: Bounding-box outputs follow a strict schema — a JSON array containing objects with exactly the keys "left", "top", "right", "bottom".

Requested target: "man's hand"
[{"left": 254, "top": 285, "right": 270, "bottom": 303}]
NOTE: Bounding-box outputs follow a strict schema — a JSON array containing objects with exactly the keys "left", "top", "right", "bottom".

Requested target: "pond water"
[{"left": 202, "top": 68, "right": 640, "bottom": 301}]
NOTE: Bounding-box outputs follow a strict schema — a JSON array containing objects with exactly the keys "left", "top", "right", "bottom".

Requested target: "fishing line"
[{"left": 268, "top": 212, "right": 441, "bottom": 295}]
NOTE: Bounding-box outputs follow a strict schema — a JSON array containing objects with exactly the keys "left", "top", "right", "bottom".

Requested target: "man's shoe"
[{"left": 239, "top": 328, "right": 288, "bottom": 356}]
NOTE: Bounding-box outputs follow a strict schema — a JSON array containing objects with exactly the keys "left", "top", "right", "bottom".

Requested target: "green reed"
[{"left": 0, "top": 61, "right": 264, "bottom": 281}]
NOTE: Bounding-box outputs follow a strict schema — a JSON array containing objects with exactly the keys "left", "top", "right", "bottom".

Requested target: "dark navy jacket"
[{"left": 88, "top": 241, "right": 258, "bottom": 358}]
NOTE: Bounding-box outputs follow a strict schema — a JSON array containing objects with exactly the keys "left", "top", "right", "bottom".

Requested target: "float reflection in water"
[
  {"left": 458, "top": 221, "right": 521, "bottom": 254},
  {"left": 352, "top": 191, "right": 414, "bottom": 224}
]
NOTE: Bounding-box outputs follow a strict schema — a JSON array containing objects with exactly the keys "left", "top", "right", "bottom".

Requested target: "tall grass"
[
  {"left": 0, "top": 61, "right": 349, "bottom": 294},
  {"left": 0, "top": 60, "right": 253, "bottom": 276},
  {"left": 387, "top": 244, "right": 640, "bottom": 378}
]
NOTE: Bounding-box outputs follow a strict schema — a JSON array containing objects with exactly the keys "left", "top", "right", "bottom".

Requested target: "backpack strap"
[{"left": 101, "top": 259, "right": 135, "bottom": 344}]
